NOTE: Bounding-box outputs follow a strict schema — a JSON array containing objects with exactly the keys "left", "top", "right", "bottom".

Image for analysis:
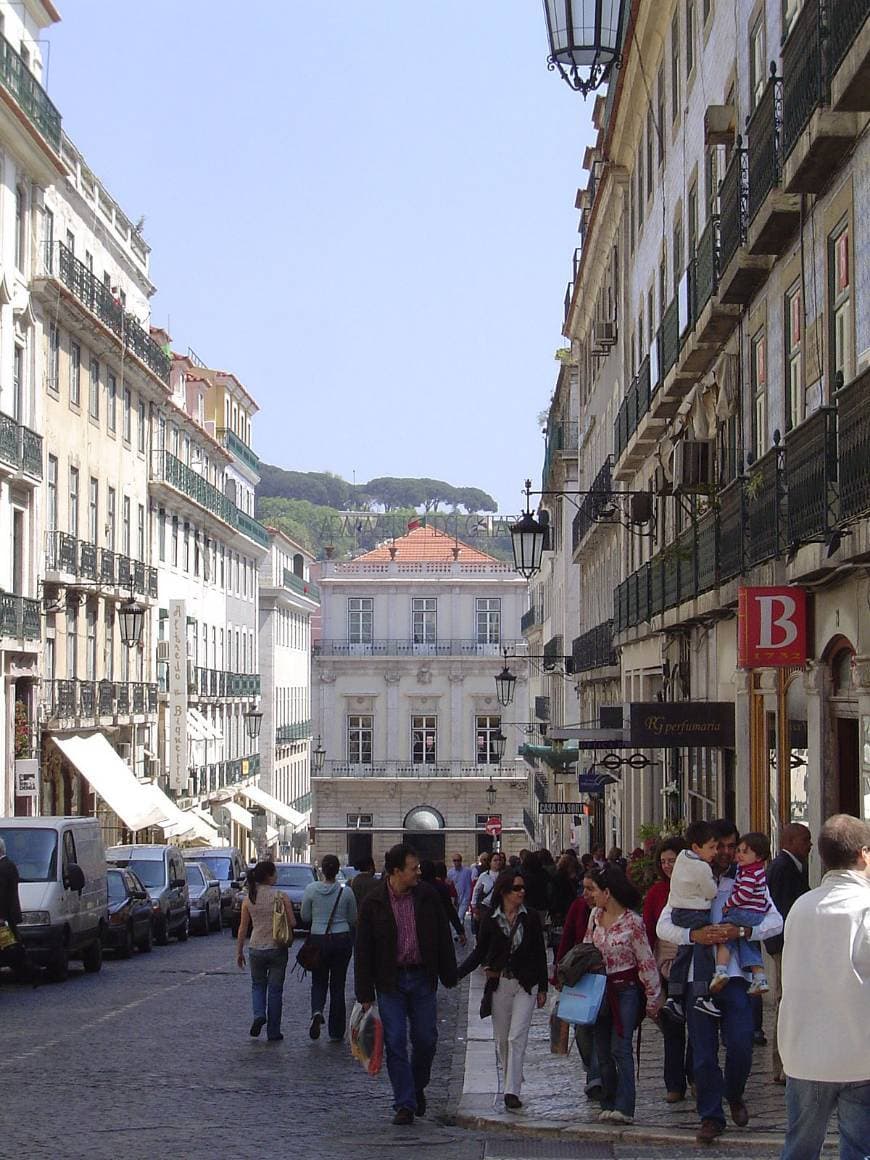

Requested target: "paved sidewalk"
[{"left": 455, "top": 967, "right": 836, "bottom": 1151}]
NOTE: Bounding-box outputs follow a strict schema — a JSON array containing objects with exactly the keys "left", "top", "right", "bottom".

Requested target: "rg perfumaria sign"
[{"left": 738, "top": 586, "right": 808, "bottom": 668}]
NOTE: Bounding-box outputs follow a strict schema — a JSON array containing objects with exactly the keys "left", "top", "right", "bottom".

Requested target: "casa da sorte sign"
[{"left": 738, "top": 586, "right": 808, "bottom": 668}]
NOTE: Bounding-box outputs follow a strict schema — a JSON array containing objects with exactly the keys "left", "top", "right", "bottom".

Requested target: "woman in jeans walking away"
[
  {"left": 301, "top": 854, "right": 358, "bottom": 1041},
  {"left": 583, "top": 864, "right": 662, "bottom": 1124},
  {"left": 236, "top": 860, "right": 295, "bottom": 1041}
]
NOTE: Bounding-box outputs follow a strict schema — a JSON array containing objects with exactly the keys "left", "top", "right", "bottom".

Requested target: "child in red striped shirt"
[{"left": 710, "top": 831, "right": 771, "bottom": 996}]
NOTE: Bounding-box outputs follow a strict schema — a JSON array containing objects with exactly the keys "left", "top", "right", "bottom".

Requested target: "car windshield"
[
  {"left": 193, "top": 857, "right": 233, "bottom": 880},
  {"left": 185, "top": 865, "right": 203, "bottom": 886},
  {"left": 107, "top": 872, "right": 127, "bottom": 902},
  {"left": 275, "top": 865, "right": 315, "bottom": 887},
  {"left": 0, "top": 828, "right": 57, "bottom": 882},
  {"left": 125, "top": 860, "right": 165, "bottom": 888}
]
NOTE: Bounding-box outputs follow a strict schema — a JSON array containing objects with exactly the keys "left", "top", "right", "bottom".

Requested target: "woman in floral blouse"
[{"left": 583, "top": 864, "right": 662, "bottom": 1124}]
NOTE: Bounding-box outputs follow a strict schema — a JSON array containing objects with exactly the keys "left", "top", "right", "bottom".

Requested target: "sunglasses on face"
[{"left": 506, "top": 883, "right": 526, "bottom": 892}]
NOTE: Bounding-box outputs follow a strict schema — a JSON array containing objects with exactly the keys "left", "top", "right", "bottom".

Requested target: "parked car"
[
  {"left": 0, "top": 816, "right": 107, "bottom": 982},
  {"left": 185, "top": 862, "right": 222, "bottom": 935},
  {"left": 106, "top": 844, "right": 189, "bottom": 944},
  {"left": 184, "top": 848, "right": 246, "bottom": 935},
  {"left": 274, "top": 862, "right": 318, "bottom": 931},
  {"left": 104, "top": 867, "right": 154, "bottom": 957}
]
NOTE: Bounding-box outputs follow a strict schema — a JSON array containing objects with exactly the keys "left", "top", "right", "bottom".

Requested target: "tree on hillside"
[{"left": 454, "top": 487, "right": 498, "bottom": 514}]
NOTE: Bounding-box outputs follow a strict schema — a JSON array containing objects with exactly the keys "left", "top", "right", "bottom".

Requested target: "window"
[
  {"left": 14, "top": 185, "right": 26, "bottom": 271},
  {"left": 476, "top": 598, "right": 501, "bottom": 645},
  {"left": 137, "top": 504, "right": 145, "bottom": 561},
  {"left": 137, "top": 398, "right": 146, "bottom": 453},
  {"left": 749, "top": 14, "right": 766, "bottom": 111},
  {"left": 42, "top": 206, "right": 53, "bottom": 268},
  {"left": 685, "top": 0, "right": 695, "bottom": 75},
  {"left": 656, "top": 64, "right": 666, "bottom": 166},
  {"left": 671, "top": 10, "right": 681, "bottom": 120},
  {"left": 122, "top": 496, "right": 131, "bottom": 556},
  {"left": 158, "top": 508, "right": 166, "bottom": 562},
  {"left": 183, "top": 523, "right": 190, "bottom": 572},
  {"left": 107, "top": 373, "right": 116, "bottom": 432},
  {"left": 47, "top": 455, "right": 58, "bottom": 531},
  {"left": 106, "top": 488, "right": 116, "bottom": 551},
  {"left": 785, "top": 282, "right": 803, "bottom": 429},
  {"left": 68, "top": 467, "right": 79, "bottom": 536},
  {"left": 12, "top": 345, "right": 23, "bottom": 420},
  {"left": 47, "top": 323, "right": 60, "bottom": 392},
  {"left": 171, "top": 516, "right": 179, "bottom": 566},
  {"left": 348, "top": 597, "right": 373, "bottom": 644},
  {"left": 88, "top": 478, "right": 98, "bottom": 543},
  {"left": 411, "top": 597, "right": 437, "bottom": 644},
  {"left": 86, "top": 608, "right": 97, "bottom": 681},
  {"left": 829, "top": 220, "right": 853, "bottom": 389},
  {"left": 476, "top": 715, "right": 502, "bottom": 765},
  {"left": 636, "top": 143, "right": 644, "bottom": 230},
  {"left": 412, "top": 716, "right": 437, "bottom": 765},
  {"left": 782, "top": 0, "right": 800, "bottom": 36},
  {"left": 66, "top": 606, "right": 78, "bottom": 678},
  {"left": 646, "top": 108, "right": 654, "bottom": 199},
  {"left": 88, "top": 358, "right": 99, "bottom": 420},
  {"left": 688, "top": 182, "right": 698, "bottom": 256},
  {"left": 70, "top": 342, "right": 81, "bottom": 406},
  {"left": 751, "top": 330, "right": 767, "bottom": 459},
  {"left": 673, "top": 214, "right": 684, "bottom": 288},
  {"left": 123, "top": 388, "right": 131, "bottom": 442},
  {"left": 104, "top": 606, "right": 114, "bottom": 680}
]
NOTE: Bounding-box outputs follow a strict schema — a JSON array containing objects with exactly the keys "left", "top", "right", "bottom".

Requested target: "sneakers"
[
  {"left": 249, "top": 1016, "right": 266, "bottom": 1038},
  {"left": 309, "top": 1011, "right": 324, "bottom": 1040},
  {"left": 598, "top": 1109, "right": 614, "bottom": 1121},
  {"left": 693, "top": 996, "right": 722, "bottom": 1018},
  {"left": 747, "top": 974, "right": 769, "bottom": 995},
  {"left": 504, "top": 1094, "right": 522, "bottom": 1111},
  {"left": 609, "top": 1110, "right": 634, "bottom": 1124},
  {"left": 708, "top": 967, "right": 730, "bottom": 994},
  {"left": 663, "top": 997, "right": 685, "bottom": 1023}
]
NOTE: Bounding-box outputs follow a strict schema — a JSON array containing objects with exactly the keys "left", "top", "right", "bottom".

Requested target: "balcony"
[
  {"left": 151, "top": 450, "right": 270, "bottom": 548},
  {"left": 829, "top": 0, "right": 870, "bottom": 111},
  {"left": 313, "top": 638, "right": 525, "bottom": 658},
  {"left": 188, "top": 667, "right": 261, "bottom": 700},
  {"left": 781, "top": 0, "right": 862, "bottom": 192},
  {"left": 0, "top": 593, "right": 40, "bottom": 641},
  {"left": 520, "top": 606, "right": 539, "bottom": 633},
  {"left": 746, "top": 73, "right": 801, "bottom": 256},
  {"left": 785, "top": 407, "right": 838, "bottom": 546},
  {"left": 43, "top": 679, "right": 157, "bottom": 721},
  {"left": 217, "top": 427, "right": 260, "bottom": 474},
  {"left": 44, "top": 531, "right": 157, "bottom": 598},
  {"left": 837, "top": 367, "right": 870, "bottom": 523},
  {"left": 717, "top": 144, "right": 771, "bottom": 305},
  {"left": 0, "top": 412, "right": 43, "bottom": 480},
  {"left": 543, "top": 635, "right": 563, "bottom": 666},
  {"left": 571, "top": 621, "right": 617, "bottom": 673},
  {"left": 660, "top": 296, "right": 680, "bottom": 379},
  {"left": 281, "top": 568, "right": 320, "bottom": 603},
  {"left": 572, "top": 456, "right": 613, "bottom": 553},
  {"left": 276, "top": 720, "right": 311, "bottom": 744},
  {"left": 718, "top": 477, "right": 745, "bottom": 581},
  {"left": 40, "top": 243, "right": 170, "bottom": 385},
  {"left": 236, "top": 508, "right": 270, "bottom": 549},
  {"left": 317, "top": 759, "right": 521, "bottom": 780},
  {"left": 744, "top": 445, "right": 785, "bottom": 567},
  {"left": 0, "top": 31, "right": 61, "bottom": 154},
  {"left": 543, "top": 419, "right": 579, "bottom": 484}
]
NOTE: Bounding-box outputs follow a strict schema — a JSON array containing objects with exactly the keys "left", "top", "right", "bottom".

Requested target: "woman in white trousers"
[{"left": 458, "top": 869, "right": 549, "bottom": 1110}]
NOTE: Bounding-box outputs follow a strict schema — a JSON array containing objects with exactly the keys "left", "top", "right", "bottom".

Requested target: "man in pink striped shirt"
[{"left": 712, "top": 832, "right": 772, "bottom": 995}]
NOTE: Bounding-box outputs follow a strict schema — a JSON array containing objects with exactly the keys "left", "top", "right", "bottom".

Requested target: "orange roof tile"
[{"left": 356, "top": 524, "right": 500, "bottom": 563}]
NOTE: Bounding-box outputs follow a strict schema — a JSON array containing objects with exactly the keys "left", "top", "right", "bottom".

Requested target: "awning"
[
  {"left": 191, "top": 806, "right": 220, "bottom": 831},
  {"left": 221, "top": 799, "right": 279, "bottom": 844},
  {"left": 142, "top": 783, "right": 197, "bottom": 841},
  {"left": 188, "top": 707, "right": 222, "bottom": 742},
  {"left": 182, "top": 809, "right": 222, "bottom": 845},
  {"left": 238, "top": 782, "right": 305, "bottom": 826},
  {"left": 51, "top": 734, "right": 165, "bottom": 832},
  {"left": 519, "top": 743, "right": 580, "bottom": 770},
  {"left": 186, "top": 711, "right": 207, "bottom": 743}
]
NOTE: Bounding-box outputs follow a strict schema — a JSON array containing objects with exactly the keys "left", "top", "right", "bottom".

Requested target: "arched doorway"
[
  {"left": 824, "top": 637, "right": 859, "bottom": 816},
  {"left": 403, "top": 805, "right": 446, "bottom": 862}
]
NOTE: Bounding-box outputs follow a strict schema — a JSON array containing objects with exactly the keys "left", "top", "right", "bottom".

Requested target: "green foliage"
[{"left": 258, "top": 464, "right": 498, "bottom": 515}]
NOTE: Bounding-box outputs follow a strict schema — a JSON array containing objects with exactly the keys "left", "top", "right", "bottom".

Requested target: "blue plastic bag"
[{"left": 556, "top": 973, "right": 607, "bottom": 1026}]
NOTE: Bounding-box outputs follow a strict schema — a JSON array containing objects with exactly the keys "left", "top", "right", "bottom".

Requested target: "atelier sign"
[
  {"left": 629, "top": 701, "right": 735, "bottom": 748},
  {"left": 738, "top": 586, "right": 808, "bottom": 668},
  {"left": 167, "top": 598, "right": 188, "bottom": 791}
]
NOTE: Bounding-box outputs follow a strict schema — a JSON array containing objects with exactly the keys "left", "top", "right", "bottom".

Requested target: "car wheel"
[
  {"left": 118, "top": 923, "right": 134, "bottom": 959},
  {"left": 176, "top": 913, "right": 190, "bottom": 942},
  {"left": 46, "top": 945, "right": 69, "bottom": 983},
  {"left": 138, "top": 923, "right": 153, "bottom": 953},
  {"left": 154, "top": 915, "right": 170, "bottom": 946},
  {"left": 209, "top": 904, "right": 222, "bottom": 933},
  {"left": 82, "top": 937, "right": 103, "bottom": 973}
]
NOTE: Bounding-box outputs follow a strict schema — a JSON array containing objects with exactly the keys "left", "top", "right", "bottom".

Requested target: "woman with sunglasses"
[
  {"left": 458, "top": 868, "right": 548, "bottom": 1110},
  {"left": 583, "top": 864, "right": 662, "bottom": 1124}
]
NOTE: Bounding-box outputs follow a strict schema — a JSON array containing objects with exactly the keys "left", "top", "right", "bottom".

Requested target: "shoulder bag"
[
  {"left": 272, "top": 890, "right": 292, "bottom": 947},
  {"left": 296, "top": 886, "right": 344, "bottom": 972}
]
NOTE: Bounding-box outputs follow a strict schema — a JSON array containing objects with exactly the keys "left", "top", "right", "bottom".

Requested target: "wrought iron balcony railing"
[
  {"left": 571, "top": 620, "right": 617, "bottom": 672},
  {"left": 281, "top": 568, "right": 320, "bottom": 603},
  {"left": 276, "top": 720, "right": 312, "bottom": 744},
  {"left": 837, "top": 367, "right": 870, "bottom": 522},
  {"left": 520, "top": 606, "right": 538, "bottom": 632},
  {"left": 151, "top": 450, "right": 270, "bottom": 547},
  {"left": 313, "top": 638, "right": 525, "bottom": 657},
  {"left": 828, "top": 0, "right": 868, "bottom": 74},
  {"left": 660, "top": 296, "right": 680, "bottom": 377},
  {"left": 785, "top": 406, "right": 838, "bottom": 546},
  {"left": 44, "top": 530, "right": 156, "bottom": 596},
  {"left": 572, "top": 456, "right": 614, "bottom": 551},
  {"left": 747, "top": 71, "right": 783, "bottom": 222},
  {"left": 694, "top": 216, "right": 720, "bottom": 317},
  {"left": 718, "top": 142, "right": 748, "bottom": 272},
  {"left": 317, "top": 760, "right": 521, "bottom": 779},
  {"left": 0, "top": 593, "right": 40, "bottom": 640},
  {"left": 0, "top": 412, "right": 43, "bottom": 478},
  {"left": 745, "top": 445, "right": 785, "bottom": 567},
  {"left": 216, "top": 427, "right": 260, "bottom": 473},
  {"left": 782, "top": 0, "right": 825, "bottom": 160},
  {"left": 0, "top": 31, "right": 61, "bottom": 152}
]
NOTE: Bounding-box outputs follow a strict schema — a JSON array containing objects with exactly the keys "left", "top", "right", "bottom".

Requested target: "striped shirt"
[
  {"left": 728, "top": 860, "right": 770, "bottom": 912},
  {"left": 388, "top": 884, "right": 421, "bottom": 966}
]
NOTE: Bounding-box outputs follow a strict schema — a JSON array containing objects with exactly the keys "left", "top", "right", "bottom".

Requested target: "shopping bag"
[
  {"left": 556, "top": 973, "right": 607, "bottom": 1026},
  {"left": 349, "top": 1001, "right": 384, "bottom": 1076},
  {"left": 549, "top": 1008, "right": 571, "bottom": 1054}
]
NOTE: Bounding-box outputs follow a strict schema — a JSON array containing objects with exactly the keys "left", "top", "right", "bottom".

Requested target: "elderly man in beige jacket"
[{"left": 778, "top": 813, "right": 870, "bottom": 1160}]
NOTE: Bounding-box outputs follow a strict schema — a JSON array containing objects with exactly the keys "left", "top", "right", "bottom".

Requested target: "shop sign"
[
  {"left": 14, "top": 759, "right": 38, "bottom": 796},
  {"left": 629, "top": 702, "right": 735, "bottom": 748},
  {"left": 168, "top": 599, "right": 188, "bottom": 791},
  {"left": 539, "top": 801, "right": 583, "bottom": 814},
  {"left": 738, "top": 586, "right": 808, "bottom": 668}
]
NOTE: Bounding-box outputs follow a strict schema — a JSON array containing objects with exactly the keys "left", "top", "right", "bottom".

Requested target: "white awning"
[
  {"left": 238, "top": 782, "right": 305, "bottom": 826},
  {"left": 182, "top": 808, "right": 222, "bottom": 845},
  {"left": 293, "top": 810, "right": 312, "bottom": 834},
  {"left": 186, "top": 710, "right": 207, "bottom": 743},
  {"left": 142, "top": 783, "right": 198, "bottom": 841},
  {"left": 51, "top": 734, "right": 165, "bottom": 832},
  {"left": 221, "top": 800, "right": 278, "bottom": 844},
  {"left": 188, "top": 707, "right": 222, "bottom": 742},
  {"left": 191, "top": 806, "right": 220, "bottom": 831}
]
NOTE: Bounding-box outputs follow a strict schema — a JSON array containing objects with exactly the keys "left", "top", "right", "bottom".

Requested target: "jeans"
[
  {"left": 377, "top": 967, "right": 438, "bottom": 1111},
  {"left": 669, "top": 907, "right": 714, "bottom": 995},
  {"left": 309, "top": 932, "right": 353, "bottom": 1040},
  {"left": 593, "top": 983, "right": 642, "bottom": 1117},
  {"left": 782, "top": 1077, "right": 870, "bottom": 1160},
  {"left": 686, "top": 977, "right": 753, "bottom": 1127},
  {"left": 490, "top": 976, "right": 536, "bottom": 1097},
  {"left": 721, "top": 906, "right": 764, "bottom": 969},
  {"left": 249, "top": 947, "right": 288, "bottom": 1040},
  {"left": 661, "top": 975, "right": 694, "bottom": 1094}
]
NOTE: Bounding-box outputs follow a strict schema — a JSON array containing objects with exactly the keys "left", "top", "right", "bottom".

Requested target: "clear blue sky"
[{"left": 46, "top": 2, "right": 594, "bottom": 514}]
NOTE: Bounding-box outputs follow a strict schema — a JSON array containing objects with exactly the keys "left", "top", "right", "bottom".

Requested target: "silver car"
[{"left": 184, "top": 862, "right": 222, "bottom": 935}]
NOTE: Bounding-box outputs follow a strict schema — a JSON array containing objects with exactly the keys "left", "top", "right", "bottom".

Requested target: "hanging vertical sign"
[
  {"left": 738, "top": 586, "right": 808, "bottom": 668},
  {"left": 168, "top": 599, "right": 188, "bottom": 791}
]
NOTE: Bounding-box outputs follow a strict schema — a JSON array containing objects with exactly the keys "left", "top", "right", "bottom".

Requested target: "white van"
[{"left": 0, "top": 816, "right": 107, "bottom": 981}]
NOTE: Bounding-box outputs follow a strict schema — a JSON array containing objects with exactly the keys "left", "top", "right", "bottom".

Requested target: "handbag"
[
  {"left": 479, "top": 975, "right": 499, "bottom": 1019},
  {"left": 549, "top": 1008, "right": 571, "bottom": 1055},
  {"left": 295, "top": 885, "right": 344, "bottom": 972},
  {"left": 556, "top": 972, "right": 607, "bottom": 1026},
  {"left": 272, "top": 891, "right": 292, "bottom": 947}
]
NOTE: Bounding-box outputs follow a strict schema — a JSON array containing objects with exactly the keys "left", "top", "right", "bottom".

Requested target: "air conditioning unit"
[
  {"left": 156, "top": 640, "right": 169, "bottom": 661},
  {"left": 594, "top": 320, "right": 617, "bottom": 347},
  {"left": 673, "top": 440, "right": 715, "bottom": 493}
]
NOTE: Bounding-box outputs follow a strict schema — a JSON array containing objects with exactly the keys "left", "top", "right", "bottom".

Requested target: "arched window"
[
  {"left": 293, "top": 552, "right": 304, "bottom": 578},
  {"left": 403, "top": 806, "right": 445, "bottom": 831}
]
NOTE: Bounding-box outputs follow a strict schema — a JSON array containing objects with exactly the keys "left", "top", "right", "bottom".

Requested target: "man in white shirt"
[
  {"left": 657, "top": 819, "right": 783, "bottom": 1145},
  {"left": 778, "top": 814, "right": 870, "bottom": 1160}
]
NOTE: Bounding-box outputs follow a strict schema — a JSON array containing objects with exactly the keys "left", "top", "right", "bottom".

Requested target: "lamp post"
[
  {"left": 118, "top": 595, "right": 145, "bottom": 649},
  {"left": 542, "top": 0, "right": 627, "bottom": 97},
  {"left": 243, "top": 704, "right": 263, "bottom": 741},
  {"left": 510, "top": 481, "right": 548, "bottom": 579},
  {"left": 311, "top": 736, "right": 326, "bottom": 774},
  {"left": 494, "top": 657, "right": 517, "bottom": 708},
  {"left": 485, "top": 779, "right": 497, "bottom": 809}
]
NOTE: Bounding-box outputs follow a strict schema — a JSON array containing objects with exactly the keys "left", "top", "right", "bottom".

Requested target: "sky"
[{"left": 44, "top": 2, "right": 595, "bottom": 514}]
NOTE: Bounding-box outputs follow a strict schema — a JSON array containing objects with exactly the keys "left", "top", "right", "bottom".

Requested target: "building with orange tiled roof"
[{"left": 311, "top": 529, "right": 531, "bottom": 866}]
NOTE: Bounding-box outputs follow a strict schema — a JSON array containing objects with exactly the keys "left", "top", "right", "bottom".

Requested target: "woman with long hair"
[
  {"left": 583, "top": 864, "right": 662, "bottom": 1124},
  {"left": 642, "top": 837, "right": 693, "bottom": 1103},
  {"left": 300, "top": 853, "right": 357, "bottom": 1042},
  {"left": 236, "top": 860, "right": 295, "bottom": 1041},
  {"left": 458, "top": 868, "right": 548, "bottom": 1110}
]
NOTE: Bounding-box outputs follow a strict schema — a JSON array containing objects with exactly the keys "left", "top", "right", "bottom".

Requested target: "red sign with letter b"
[{"left": 738, "top": 586, "right": 808, "bottom": 668}]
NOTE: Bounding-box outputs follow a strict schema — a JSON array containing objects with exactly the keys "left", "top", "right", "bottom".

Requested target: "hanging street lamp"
[
  {"left": 244, "top": 704, "right": 263, "bottom": 741},
  {"left": 311, "top": 736, "right": 326, "bottom": 775},
  {"left": 542, "top": 0, "right": 627, "bottom": 98},
  {"left": 510, "top": 480, "right": 548, "bottom": 579},
  {"left": 485, "top": 779, "right": 497, "bottom": 809},
  {"left": 118, "top": 595, "right": 145, "bottom": 649},
  {"left": 494, "top": 652, "right": 517, "bottom": 708},
  {"left": 492, "top": 730, "right": 507, "bottom": 764}
]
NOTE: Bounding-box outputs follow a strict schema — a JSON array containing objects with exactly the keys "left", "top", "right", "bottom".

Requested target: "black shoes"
[
  {"left": 249, "top": 1016, "right": 266, "bottom": 1038},
  {"left": 267, "top": 1033, "right": 284, "bottom": 1042},
  {"left": 697, "top": 1118, "right": 725, "bottom": 1144},
  {"left": 309, "top": 1012, "right": 324, "bottom": 1040},
  {"left": 392, "top": 1107, "right": 414, "bottom": 1126},
  {"left": 504, "top": 1094, "right": 522, "bottom": 1110},
  {"left": 415, "top": 1090, "right": 426, "bottom": 1116},
  {"left": 729, "top": 1099, "right": 749, "bottom": 1127}
]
